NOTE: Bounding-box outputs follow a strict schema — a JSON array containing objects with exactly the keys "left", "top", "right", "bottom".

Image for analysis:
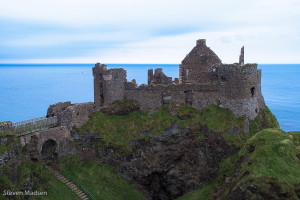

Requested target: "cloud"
[{"left": 0, "top": 0, "right": 299, "bottom": 63}]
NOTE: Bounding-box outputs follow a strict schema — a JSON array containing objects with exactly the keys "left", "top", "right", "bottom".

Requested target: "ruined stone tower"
[
  {"left": 179, "top": 39, "right": 222, "bottom": 84},
  {"left": 93, "top": 63, "right": 127, "bottom": 107}
]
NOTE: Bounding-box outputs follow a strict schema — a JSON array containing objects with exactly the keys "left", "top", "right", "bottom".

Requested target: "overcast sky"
[{"left": 0, "top": 0, "right": 299, "bottom": 64}]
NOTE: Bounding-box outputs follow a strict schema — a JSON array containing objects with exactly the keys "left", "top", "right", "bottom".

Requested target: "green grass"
[
  {"left": 78, "top": 104, "right": 250, "bottom": 152},
  {"left": 62, "top": 156, "right": 147, "bottom": 200},
  {"left": 78, "top": 108, "right": 176, "bottom": 151},
  {"left": 20, "top": 160, "right": 81, "bottom": 200},
  {"left": 249, "top": 106, "right": 279, "bottom": 134},
  {"left": 0, "top": 132, "right": 13, "bottom": 137},
  {"left": 178, "top": 129, "right": 300, "bottom": 199},
  {"left": 243, "top": 129, "right": 300, "bottom": 182},
  {"left": 32, "top": 168, "right": 81, "bottom": 200},
  {"left": 198, "top": 105, "right": 246, "bottom": 133},
  {"left": 0, "top": 159, "right": 80, "bottom": 200},
  {"left": 222, "top": 106, "right": 279, "bottom": 148},
  {"left": 0, "top": 133, "right": 18, "bottom": 154},
  {"left": 231, "top": 128, "right": 300, "bottom": 199}
]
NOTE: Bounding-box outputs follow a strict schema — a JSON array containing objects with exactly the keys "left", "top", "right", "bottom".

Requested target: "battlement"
[{"left": 93, "top": 39, "right": 265, "bottom": 120}]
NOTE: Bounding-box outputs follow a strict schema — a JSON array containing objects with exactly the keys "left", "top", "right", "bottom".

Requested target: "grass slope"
[
  {"left": 0, "top": 160, "right": 80, "bottom": 200},
  {"left": 62, "top": 156, "right": 147, "bottom": 200},
  {"left": 178, "top": 129, "right": 300, "bottom": 199}
]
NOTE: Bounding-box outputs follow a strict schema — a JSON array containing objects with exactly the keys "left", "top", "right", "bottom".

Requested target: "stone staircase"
[{"left": 50, "top": 168, "right": 89, "bottom": 200}]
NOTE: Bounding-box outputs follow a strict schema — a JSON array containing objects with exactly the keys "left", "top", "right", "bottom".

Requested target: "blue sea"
[{"left": 0, "top": 64, "right": 299, "bottom": 132}]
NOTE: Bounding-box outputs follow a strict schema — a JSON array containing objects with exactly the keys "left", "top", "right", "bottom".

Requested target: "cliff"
[
  {"left": 69, "top": 100, "right": 300, "bottom": 200},
  {"left": 1, "top": 101, "right": 299, "bottom": 200}
]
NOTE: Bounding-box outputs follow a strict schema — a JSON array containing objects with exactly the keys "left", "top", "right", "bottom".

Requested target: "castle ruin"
[{"left": 93, "top": 39, "right": 265, "bottom": 120}]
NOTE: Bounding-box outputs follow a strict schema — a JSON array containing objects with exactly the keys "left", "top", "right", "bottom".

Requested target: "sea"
[{"left": 0, "top": 64, "right": 299, "bottom": 132}]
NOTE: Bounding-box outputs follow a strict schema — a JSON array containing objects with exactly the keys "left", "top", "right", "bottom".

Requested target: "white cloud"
[{"left": 0, "top": 0, "right": 299, "bottom": 63}]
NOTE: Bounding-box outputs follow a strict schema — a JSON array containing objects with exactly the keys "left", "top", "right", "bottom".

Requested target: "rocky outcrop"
[{"left": 97, "top": 128, "right": 238, "bottom": 200}]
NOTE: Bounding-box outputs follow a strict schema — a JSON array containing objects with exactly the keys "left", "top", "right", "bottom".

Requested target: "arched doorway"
[{"left": 41, "top": 139, "right": 58, "bottom": 165}]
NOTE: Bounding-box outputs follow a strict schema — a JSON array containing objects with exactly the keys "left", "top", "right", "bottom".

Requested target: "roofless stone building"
[{"left": 93, "top": 39, "right": 265, "bottom": 120}]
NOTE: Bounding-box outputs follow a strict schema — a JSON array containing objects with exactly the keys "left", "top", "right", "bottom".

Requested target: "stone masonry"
[
  {"left": 179, "top": 39, "right": 222, "bottom": 84},
  {"left": 239, "top": 46, "right": 244, "bottom": 65},
  {"left": 92, "top": 39, "right": 265, "bottom": 120},
  {"left": 46, "top": 102, "right": 95, "bottom": 131},
  {"left": 0, "top": 121, "right": 12, "bottom": 133}
]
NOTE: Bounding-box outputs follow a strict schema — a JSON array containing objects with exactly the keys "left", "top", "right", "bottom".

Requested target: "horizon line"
[{"left": 0, "top": 63, "right": 300, "bottom": 65}]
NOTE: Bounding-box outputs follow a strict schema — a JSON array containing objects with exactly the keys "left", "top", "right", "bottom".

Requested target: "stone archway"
[{"left": 41, "top": 139, "right": 58, "bottom": 165}]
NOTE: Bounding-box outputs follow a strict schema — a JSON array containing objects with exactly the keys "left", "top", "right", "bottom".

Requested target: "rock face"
[
  {"left": 97, "top": 128, "right": 238, "bottom": 200},
  {"left": 0, "top": 135, "right": 20, "bottom": 165}
]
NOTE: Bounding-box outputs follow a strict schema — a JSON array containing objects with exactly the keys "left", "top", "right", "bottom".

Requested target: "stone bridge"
[
  {"left": 0, "top": 102, "right": 96, "bottom": 163},
  {"left": 19, "top": 126, "right": 74, "bottom": 163}
]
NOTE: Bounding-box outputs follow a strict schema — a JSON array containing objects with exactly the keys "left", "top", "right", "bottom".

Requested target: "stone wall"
[
  {"left": 47, "top": 101, "right": 72, "bottom": 117},
  {"left": 148, "top": 68, "right": 173, "bottom": 85},
  {"left": 123, "top": 62, "right": 264, "bottom": 120},
  {"left": 20, "top": 126, "right": 74, "bottom": 156},
  {"left": 0, "top": 122, "right": 12, "bottom": 133},
  {"left": 125, "top": 82, "right": 220, "bottom": 113},
  {"left": 256, "top": 69, "right": 266, "bottom": 109},
  {"left": 217, "top": 64, "right": 263, "bottom": 120},
  {"left": 102, "top": 68, "right": 127, "bottom": 106},
  {"left": 125, "top": 84, "right": 164, "bottom": 112},
  {"left": 58, "top": 102, "right": 95, "bottom": 130}
]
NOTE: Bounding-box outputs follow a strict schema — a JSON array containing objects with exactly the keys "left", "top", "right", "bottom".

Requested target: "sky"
[{"left": 0, "top": 0, "right": 299, "bottom": 64}]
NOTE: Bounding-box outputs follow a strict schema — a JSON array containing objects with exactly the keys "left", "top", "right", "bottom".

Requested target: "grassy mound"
[
  {"left": 78, "top": 104, "right": 251, "bottom": 151},
  {"left": 61, "top": 156, "right": 147, "bottom": 200},
  {"left": 178, "top": 129, "right": 300, "bottom": 199}
]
